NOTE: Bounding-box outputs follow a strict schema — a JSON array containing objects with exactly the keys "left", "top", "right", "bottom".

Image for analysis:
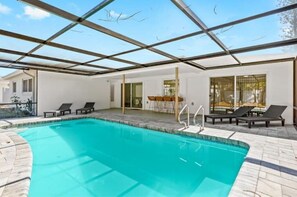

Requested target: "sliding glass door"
[
  {"left": 121, "top": 83, "right": 143, "bottom": 109},
  {"left": 123, "top": 83, "right": 131, "bottom": 108},
  {"left": 236, "top": 75, "right": 266, "bottom": 108},
  {"left": 131, "top": 83, "right": 143, "bottom": 108},
  {"left": 210, "top": 75, "right": 266, "bottom": 114},
  {"left": 210, "top": 76, "right": 235, "bottom": 114}
]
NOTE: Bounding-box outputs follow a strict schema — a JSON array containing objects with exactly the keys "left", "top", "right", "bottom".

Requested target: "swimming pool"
[{"left": 20, "top": 118, "right": 248, "bottom": 197}]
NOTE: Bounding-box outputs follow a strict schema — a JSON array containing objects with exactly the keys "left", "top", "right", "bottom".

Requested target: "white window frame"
[
  {"left": 163, "top": 79, "right": 176, "bottom": 96},
  {"left": 209, "top": 74, "right": 267, "bottom": 110},
  {"left": 12, "top": 82, "right": 16, "bottom": 93},
  {"left": 22, "top": 78, "right": 33, "bottom": 93}
]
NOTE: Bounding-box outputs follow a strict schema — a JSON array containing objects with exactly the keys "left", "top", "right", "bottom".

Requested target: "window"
[
  {"left": 22, "top": 79, "right": 33, "bottom": 92},
  {"left": 163, "top": 80, "right": 176, "bottom": 96},
  {"left": 29, "top": 79, "right": 33, "bottom": 92},
  {"left": 12, "top": 82, "right": 16, "bottom": 93},
  {"left": 23, "top": 80, "right": 28, "bottom": 92},
  {"left": 236, "top": 75, "right": 266, "bottom": 108},
  {"left": 210, "top": 74, "right": 266, "bottom": 114}
]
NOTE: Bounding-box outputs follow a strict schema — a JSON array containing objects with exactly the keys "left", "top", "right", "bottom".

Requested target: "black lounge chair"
[
  {"left": 76, "top": 102, "right": 95, "bottom": 114},
  {"left": 236, "top": 105, "right": 287, "bottom": 128},
  {"left": 44, "top": 103, "right": 72, "bottom": 118},
  {"left": 205, "top": 106, "right": 254, "bottom": 124}
]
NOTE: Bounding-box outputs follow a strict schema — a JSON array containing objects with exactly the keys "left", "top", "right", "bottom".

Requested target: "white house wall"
[
  {"left": 37, "top": 71, "right": 110, "bottom": 116},
  {"left": 110, "top": 61, "right": 294, "bottom": 124},
  {"left": 187, "top": 62, "right": 294, "bottom": 124},
  {"left": 0, "top": 81, "right": 9, "bottom": 103},
  {"left": 110, "top": 76, "right": 189, "bottom": 110}
]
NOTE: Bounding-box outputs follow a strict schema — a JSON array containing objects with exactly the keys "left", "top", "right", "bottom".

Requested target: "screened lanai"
[{"left": 0, "top": 0, "right": 296, "bottom": 76}]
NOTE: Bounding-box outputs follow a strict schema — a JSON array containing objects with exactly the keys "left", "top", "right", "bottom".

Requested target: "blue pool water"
[{"left": 20, "top": 118, "right": 248, "bottom": 197}]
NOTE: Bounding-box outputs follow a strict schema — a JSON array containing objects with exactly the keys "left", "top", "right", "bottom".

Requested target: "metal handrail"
[
  {"left": 178, "top": 104, "right": 189, "bottom": 129},
  {"left": 193, "top": 105, "right": 205, "bottom": 131}
]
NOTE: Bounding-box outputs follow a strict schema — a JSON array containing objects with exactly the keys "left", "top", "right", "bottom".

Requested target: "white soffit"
[{"left": 193, "top": 55, "right": 238, "bottom": 67}]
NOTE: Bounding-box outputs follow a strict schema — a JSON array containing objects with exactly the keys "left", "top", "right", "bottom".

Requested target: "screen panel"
[
  {"left": 0, "top": 0, "right": 70, "bottom": 39},
  {"left": 184, "top": 0, "right": 296, "bottom": 27},
  {"left": 115, "top": 49, "right": 170, "bottom": 64},
  {"left": 92, "top": 59, "right": 135, "bottom": 69},
  {"left": 0, "top": 35, "right": 39, "bottom": 52},
  {"left": 22, "top": 57, "right": 74, "bottom": 68},
  {"left": 155, "top": 33, "right": 222, "bottom": 58},
  {"left": 0, "top": 53, "right": 22, "bottom": 62},
  {"left": 88, "top": 0, "right": 200, "bottom": 45},
  {"left": 193, "top": 55, "right": 238, "bottom": 67},
  {"left": 52, "top": 25, "right": 138, "bottom": 56},
  {"left": 33, "top": 46, "right": 99, "bottom": 63},
  {"left": 235, "top": 45, "right": 297, "bottom": 63},
  {"left": 42, "top": 0, "right": 101, "bottom": 16},
  {"left": 72, "top": 65, "right": 107, "bottom": 72},
  {"left": 0, "top": 67, "right": 17, "bottom": 76},
  {"left": 213, "top": 9, "right": 297, "bottom": 49}
]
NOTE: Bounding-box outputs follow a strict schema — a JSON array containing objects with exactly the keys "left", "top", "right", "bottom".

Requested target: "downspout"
[
  {"left": 23, "top": 69, "right": 38, "bottom": 116},
  {"left": 293, "top": 56, "right": 297, "bottom": 128}
]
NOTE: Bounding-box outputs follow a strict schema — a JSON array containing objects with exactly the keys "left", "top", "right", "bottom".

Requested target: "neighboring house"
[
  {"left": 0, "top": 69, "right": 109, "bottom": 117},
  {"left": 2, "top": 70, "right": 36, "bottom": 103}
]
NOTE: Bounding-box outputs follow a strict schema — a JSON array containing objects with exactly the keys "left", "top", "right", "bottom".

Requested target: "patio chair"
[
  {"left": 44, "top": 103, "right": 72, "bottom": 118},
  {"left": 76, "top": 102, "right": 95, "bottom": 114},
  {"left": 205, "top": 106, "right": 254, "bottom": 124},
  {"left": 236, "top": 105, "right": 287, "bottom": 128}
]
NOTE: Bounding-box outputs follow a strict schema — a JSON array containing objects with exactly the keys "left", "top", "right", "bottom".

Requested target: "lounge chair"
[
  {"left": 236, "top": 105, "right": 287, "bottom": 128},
  {"left": 76, "top": 102, "right": 95, "bottom": 114},
  {"left": 43, "top": 103, "right": 72, "bottom": 118},
  {"left": 205, "top": 106, "right": 254, "bottom": 124}
]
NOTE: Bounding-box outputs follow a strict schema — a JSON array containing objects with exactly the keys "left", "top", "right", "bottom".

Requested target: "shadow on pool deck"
[
  {"left": 0, "top": 108, "right": 296, "bottom": 140},
  {"left": 93, "top": 109, "right": 297, "bottom": 140}
]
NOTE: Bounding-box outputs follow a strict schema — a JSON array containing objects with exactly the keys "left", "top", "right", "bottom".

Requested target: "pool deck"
[{"left": 0, "top": 109, "right": 297, "bottom": 197}]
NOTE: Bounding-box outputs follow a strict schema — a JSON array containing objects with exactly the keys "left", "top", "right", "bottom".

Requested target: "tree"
[{"left": 277, "top": 0, "right": 297, "bottom": 51}]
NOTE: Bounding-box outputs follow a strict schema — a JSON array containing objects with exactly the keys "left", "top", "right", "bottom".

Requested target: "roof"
[
  {"left": 0, "top": 0, "right": 296, "bottom": 76},
  {"left": 2, "top": 70, "right": 24, "bottom": 80},
  {"left": 0, "top": 76, "right": 9, "bottom": 86}
]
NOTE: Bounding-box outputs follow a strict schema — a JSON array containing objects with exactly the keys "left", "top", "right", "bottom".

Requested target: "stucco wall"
[
  {"left": 37, "top": 71, "right": 110, "bottom": 115},
  {"left": 110, "top": 76, "right": 189, "bottom": 110},
  {"left": 186, "top": 62, "right": 294, "bottom": 124},
  {"left": 0, "top": 82, "right": 8, "bottom": 103},
  {"left": 110, "top": 61, "right": 294, "bottom": 124}
]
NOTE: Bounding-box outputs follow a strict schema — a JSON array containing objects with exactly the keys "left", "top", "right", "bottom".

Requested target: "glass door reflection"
[{"left": 121, "top": 83, "right": 143, "bottom": 109}]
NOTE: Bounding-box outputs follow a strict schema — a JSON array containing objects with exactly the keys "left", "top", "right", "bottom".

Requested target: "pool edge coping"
[
  {"left": 2, "top": 116, "right": 250, "bottom": 150},
  {"left": 1, "top": 116, "right": 256, "bottom": 197},
  {"left": 0, "top": 132, "right": 32, "bottom": 197}
]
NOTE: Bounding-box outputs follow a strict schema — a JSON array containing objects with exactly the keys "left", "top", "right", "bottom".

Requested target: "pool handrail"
[
  {"left": 178, "top": 104, "right": 189, "bottom": 129},
  {"left": 193, "top": 105, "right": 205, "bottom": 132}
]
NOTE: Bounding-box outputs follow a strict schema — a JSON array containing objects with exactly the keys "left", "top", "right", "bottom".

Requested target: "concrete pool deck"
[{"left": 0, "top": 109, "right": 297, "bottom": 196}]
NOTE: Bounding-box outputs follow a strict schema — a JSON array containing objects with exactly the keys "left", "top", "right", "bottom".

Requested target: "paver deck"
[{"left": 0, "top": 109, "right": 296, "bottom": 196}]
